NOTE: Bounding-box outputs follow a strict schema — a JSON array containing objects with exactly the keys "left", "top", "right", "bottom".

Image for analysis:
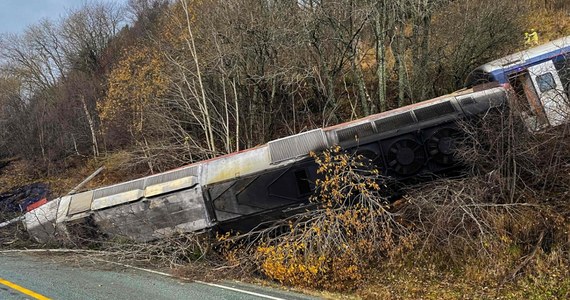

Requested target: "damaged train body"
[
  {"left": 23, "top": 36, "right": 570, "bottom": 243},
  {"left": 22, "top": 86, "right": 507, "bottom": 242}
]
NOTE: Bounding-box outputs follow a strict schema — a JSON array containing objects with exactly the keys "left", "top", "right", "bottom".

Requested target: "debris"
[{"left": 0, "top": 183, "right": 50, "bottom": 213}]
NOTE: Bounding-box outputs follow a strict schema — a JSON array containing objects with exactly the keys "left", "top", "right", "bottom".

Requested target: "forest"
[{"left": 0, "top": 0, "right": 567, "bottom": 182}]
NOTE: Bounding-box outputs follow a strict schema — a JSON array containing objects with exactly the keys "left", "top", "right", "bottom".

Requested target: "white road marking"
[
  {"left": 0, "top": 249, "right": 290, "bottom": 300},
  {"left": 194, "top": 281, "right": 287, "bottom": 300},
  {"left": 92, "top": 258, "right": 287, "bottom": 300}
]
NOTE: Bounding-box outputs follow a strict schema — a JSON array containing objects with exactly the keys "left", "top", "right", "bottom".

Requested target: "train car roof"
[
  {"left": 470, "top": 36, "right": 570, "bottom": 84},
  {"left": 172, "top": 85, "right": 491, "bottom": 170},
  {"left": 322, "top": 86, "right": 482, "bottom": 132}
]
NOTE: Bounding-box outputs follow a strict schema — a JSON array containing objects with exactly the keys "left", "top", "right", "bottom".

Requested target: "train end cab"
[{"left": 465, "top": 36, "right": 570, "bottom": 130}]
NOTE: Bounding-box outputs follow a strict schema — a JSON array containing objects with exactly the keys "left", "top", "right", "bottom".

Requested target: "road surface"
[{"left": 0, "top": 252, "right": 318, "bottom": 300}]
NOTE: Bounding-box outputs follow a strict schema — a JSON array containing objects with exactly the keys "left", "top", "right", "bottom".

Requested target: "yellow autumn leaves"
[
  {"left": 250, "top": 146, "right": 400, "bottom": 291},
  {"left": 98, "top": 46, "right": 169, "bottom": 135},
  {"left": 98, "top": 1, "right": 193, "bottom": 139}
]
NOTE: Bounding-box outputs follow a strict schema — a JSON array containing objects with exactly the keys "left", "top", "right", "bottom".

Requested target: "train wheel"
[
  {"left": 386, "top": 138, "right": 426, "bottom": 176},
  {"left": 425, "top": 127, "right": 461, "bottom": 166}
]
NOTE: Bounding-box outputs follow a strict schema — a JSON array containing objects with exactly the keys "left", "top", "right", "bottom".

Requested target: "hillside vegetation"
[{"left": 0, "top": 0, "right": 567, "bottom": 188}]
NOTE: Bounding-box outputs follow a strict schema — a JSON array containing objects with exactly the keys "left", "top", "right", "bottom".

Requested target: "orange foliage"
[
  {"left": 99, "top": 45, "right": 169, "bottom": 135},
  {"left": 252, "top": 146, "right": 410, "bottom": 291}
]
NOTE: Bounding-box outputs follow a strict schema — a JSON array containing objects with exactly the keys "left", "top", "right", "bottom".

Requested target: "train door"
[
  {"left": 508, "top": 71, "right": 549, "bottom": 130},
  {"left": 527, "top": 60, "right": 570, "bottom": 126}
]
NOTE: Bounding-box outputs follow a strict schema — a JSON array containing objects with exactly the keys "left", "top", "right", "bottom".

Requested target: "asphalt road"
[{"left": 0, "top": 252, "right": 318, "bottom": 300}]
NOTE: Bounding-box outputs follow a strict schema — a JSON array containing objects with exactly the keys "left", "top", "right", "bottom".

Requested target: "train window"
[
  {"left": 294, "top": 169, "right": 312, "bottom": 196},
  {"left": 554, "top": 54, "right": 570, "bottom": 96},
  {"left": 536, "top": 73, "right": 556, "bottom": 93}
]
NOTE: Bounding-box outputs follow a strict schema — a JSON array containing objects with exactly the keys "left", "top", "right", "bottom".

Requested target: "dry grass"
[
  {"left": 0, "top": 159, "right": 36, "bottom": 195},
  {"left": 351, "top": 107, "right": 570, "bottom": 298},
  {"left": 205, "top": 104, "right": 570, "bottom": 298}
]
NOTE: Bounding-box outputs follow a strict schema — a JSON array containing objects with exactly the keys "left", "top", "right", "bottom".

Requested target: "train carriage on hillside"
[
  {"left": 23, "top": 36, "right": 570, "bottom": 243},
  {"left": 466, "top": 36, "right": 570, "bottom": 128}
]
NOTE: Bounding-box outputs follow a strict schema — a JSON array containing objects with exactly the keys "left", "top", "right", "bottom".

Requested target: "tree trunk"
[
  {"left": 231, "top": 78, "right": 240, "bottom": 152},
  {"left": 352, "top": 48, "right": 371, "bottom": 116},
  {"left": 80, "top": 95, "right": 99, "bottom": 158},
  {"left": 221, "top": 75, "right": 231, "bottom": 154},
  {"left": 392, "top": 26, "right": 409, "bottom": 107},
  {"left": 182, "top": 0, "right": 216, "bottom": 156},
  {"left": 412, "top": 5, "right": 432, "bottom": 102},
  {"left": 374, "top": 1, "right": 388, "bottom": 112},
  {"left": 323, "top": 63, "right": 338, "bottom": 125}
]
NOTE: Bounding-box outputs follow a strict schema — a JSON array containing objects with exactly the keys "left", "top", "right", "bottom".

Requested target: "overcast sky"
[{"left": 0, "top": 0, "right": 128, "bottom": 35}]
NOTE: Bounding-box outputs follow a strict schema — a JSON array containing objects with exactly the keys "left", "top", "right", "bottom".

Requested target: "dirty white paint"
[
  {"left": 67, "top": 191, "right": 94, "bottom": 215},
  {"left": 144, "top": 176, "right": 197, "bottom": 198},
  {"left": 91, "top": 190, "right": 144, "bottom": 210},
  {"left": 23, "top": 198, "right": 59, "bottom": 242}
]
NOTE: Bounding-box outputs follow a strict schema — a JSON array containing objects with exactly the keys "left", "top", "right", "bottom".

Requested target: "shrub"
[{"left": 252, "top": 146, "right": 413, "bottom": 291}]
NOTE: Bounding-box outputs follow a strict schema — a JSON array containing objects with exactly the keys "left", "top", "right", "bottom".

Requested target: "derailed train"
[{"left": 24, "top": 36, "right": 570, "bottom": 243}]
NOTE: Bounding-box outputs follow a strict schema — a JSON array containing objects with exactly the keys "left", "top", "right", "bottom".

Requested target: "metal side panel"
[
  {"left": 204, "top": 147, "right": 273, "bottom": 185},
  {"left": 91, "top": 190, "right": 145, "bottom": 211},
  {"left": 458, "top": 87, "right": 507, "bottom": 115},
  {"left": 144, "top": 165, "right": 200, "bottom": 186},
  {"left": 92, "top": 185, "right": 211, "bottom": 242},
  {"left": 93, "top": 178, "right": 146, "bottom": 199},
  {"left": 24, "top": 199, "right": 60, "bottom": 243},
  {"left": 413, "top": 100, "right": 457, "bottom": 122},
  {"left": 66, "top": 212, "right": 91, "bottom": 221},
  {"left": 336, "top": 122, "right": 376, "bottom": 145},
  {"left": 268, "top": 129, "right": 328, "bottom": 164},
  {"left": 144, "top": 176, "right": 197, "bottom": 198},
  {"left": 68, "top": 191, "right": 94, "bottom": 215},
  {"left": 374, "top": 112, "right": 416, "bottom": 133},
  {"left": 56, "top": 196, "right": 71, "bottom": 224}
]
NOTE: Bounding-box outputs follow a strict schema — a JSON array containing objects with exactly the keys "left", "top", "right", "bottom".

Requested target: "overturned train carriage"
[
  {"left": 24, "top": 36, "right": 570, "bottom": 242},
  {"left": 23, "top": 85, "right": 506, "bottom": 243}
]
